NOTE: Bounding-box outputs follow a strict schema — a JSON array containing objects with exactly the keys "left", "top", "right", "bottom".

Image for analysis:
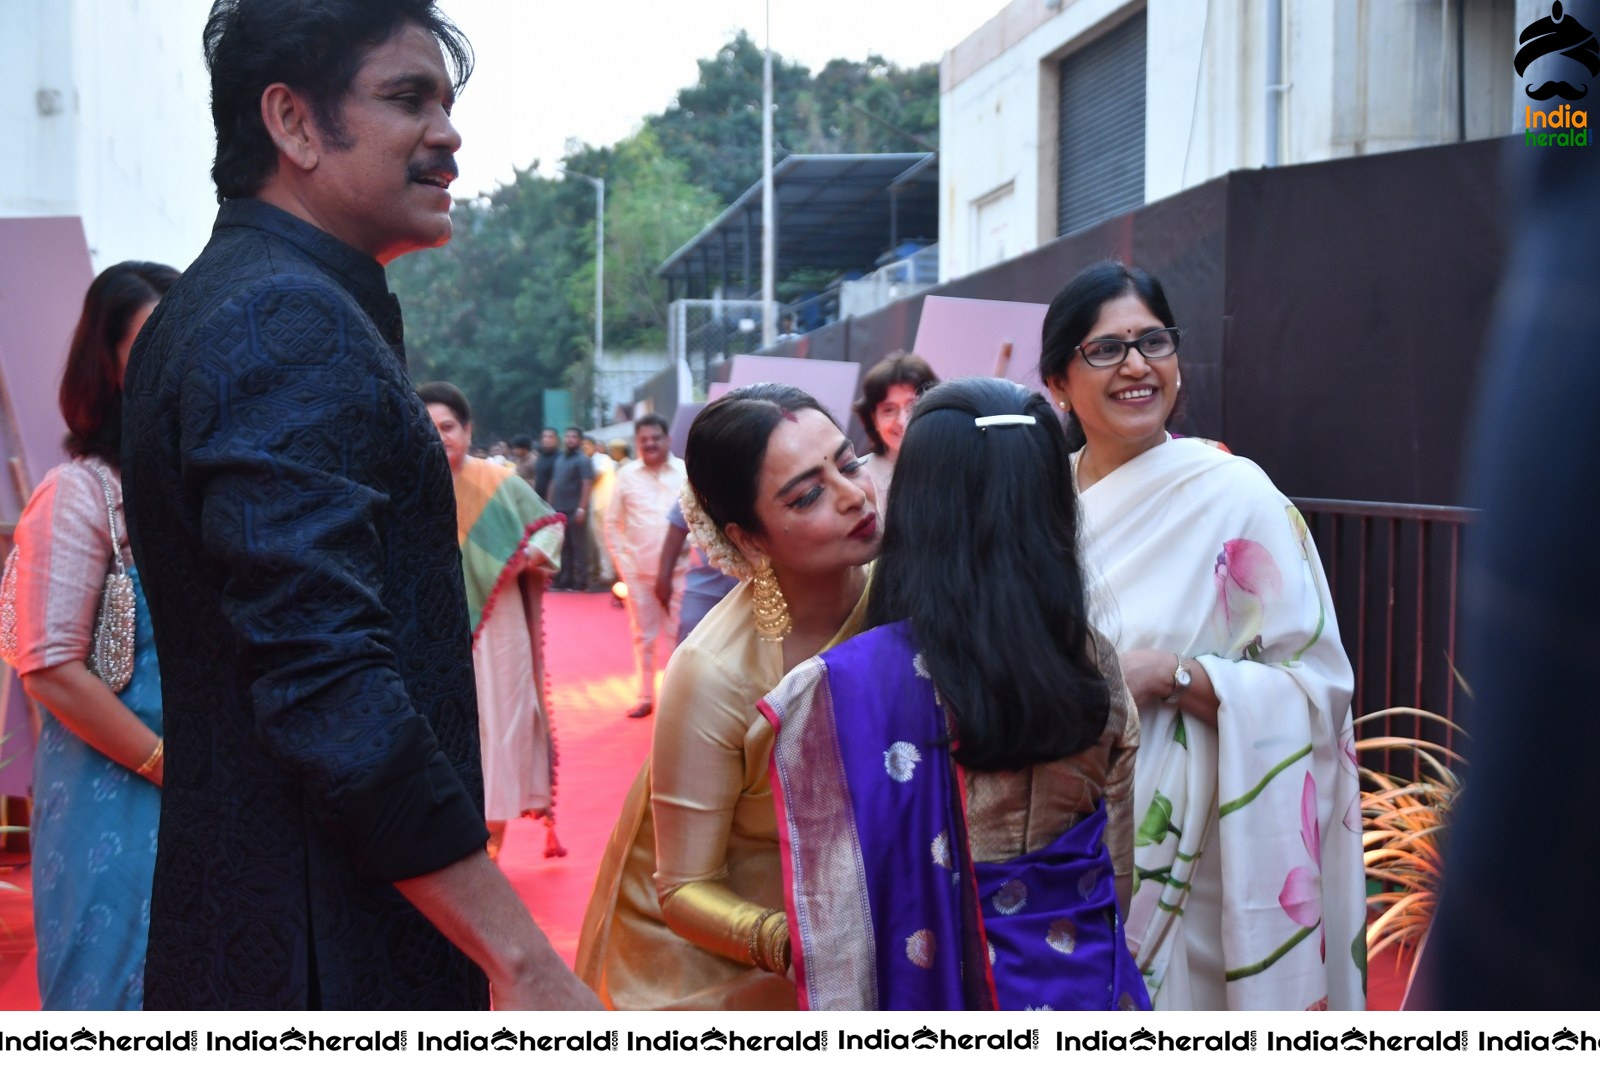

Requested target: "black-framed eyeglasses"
[{"left": 1074, "top": 327, "right": 1183, "bottom": 368}]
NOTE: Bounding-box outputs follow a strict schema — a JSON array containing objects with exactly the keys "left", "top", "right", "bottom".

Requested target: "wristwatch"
[{"left": 1164, "top": 654, "right": 1192, "bottom": 705}]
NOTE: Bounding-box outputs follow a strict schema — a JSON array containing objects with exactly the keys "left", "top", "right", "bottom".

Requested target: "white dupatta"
[{"left": 1077, "top": 438, "right": 1365, "bottom": 1010}]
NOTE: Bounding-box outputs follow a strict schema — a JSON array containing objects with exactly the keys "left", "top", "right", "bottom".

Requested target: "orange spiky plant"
[{"left": 1354, "top": 707, "right": 1465, "bottom": 963}]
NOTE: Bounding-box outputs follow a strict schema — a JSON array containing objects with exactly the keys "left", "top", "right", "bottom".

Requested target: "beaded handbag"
[
  {"left": 0, "top": 462, "right": 135, "bottom": 691},
  {"left": 83, "top": 463, "right": 136, "bottom": 692},
  {"left": 0, "top": 549, "right": 18, "bottom": 666}
]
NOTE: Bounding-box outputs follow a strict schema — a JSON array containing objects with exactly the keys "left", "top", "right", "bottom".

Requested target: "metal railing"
[
  {"left": 1293, "top": 498, "right": 1477, "bottom": 781},
  {"left": 666, "top": 298, "right": 769, "bottom": 394},
  {"left": 838, "top": 246, "right": 940, "bottom": 320}
]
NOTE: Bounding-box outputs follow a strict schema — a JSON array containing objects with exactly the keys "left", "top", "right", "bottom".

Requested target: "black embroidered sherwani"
[{"left": 123, "top": 199, "right": 490, "bottom": 1008}]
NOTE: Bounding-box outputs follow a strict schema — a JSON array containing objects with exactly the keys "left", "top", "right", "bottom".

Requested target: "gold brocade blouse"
[
  {"left": 574, "top": 579, "right": 871, "bottom": 1010},
  {"left": 963, "top": 633, "right": 1139, "bottom": 878}
]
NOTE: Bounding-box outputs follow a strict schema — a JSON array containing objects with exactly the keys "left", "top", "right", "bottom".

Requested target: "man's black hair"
[{"left": 204, "top": 0, "right": 473, "bottom": 201}]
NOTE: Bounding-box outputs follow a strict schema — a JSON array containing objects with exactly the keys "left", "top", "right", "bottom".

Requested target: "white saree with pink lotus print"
[{"left": 1076, "top": 436, "right": 1366, "bottom": 1010}]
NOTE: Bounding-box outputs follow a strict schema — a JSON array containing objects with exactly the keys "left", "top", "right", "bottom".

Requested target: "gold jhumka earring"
[{"left": 751, "top": 559, "right": 792, "bottom": 642}]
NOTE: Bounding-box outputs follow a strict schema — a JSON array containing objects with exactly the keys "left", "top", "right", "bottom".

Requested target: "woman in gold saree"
[{"left": 576, "top": 383, "right": 882, "bottom": 1008}]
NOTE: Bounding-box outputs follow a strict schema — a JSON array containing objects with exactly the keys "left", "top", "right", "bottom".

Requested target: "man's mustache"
[
  {"left": 1526, "top": 80, "right": 1589, "bottom": 100},
  {"left": 408, "top": 154, "right": 460, "bottom": 182}
]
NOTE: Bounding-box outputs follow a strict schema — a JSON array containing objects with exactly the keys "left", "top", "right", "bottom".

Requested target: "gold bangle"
[
  {"left": 135, "top": 738, "right": 164, "bottom": 779},
  {"left": 747, "top": 908, "right": 778, "bottom": 971},
  {"left": 765, "top": 912, "right": 791, "bottom": 975}
]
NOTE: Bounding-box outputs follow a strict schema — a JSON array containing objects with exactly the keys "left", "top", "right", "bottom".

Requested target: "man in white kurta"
[{"left": 604, "top": 415, "right": 689, "bottom": 718}]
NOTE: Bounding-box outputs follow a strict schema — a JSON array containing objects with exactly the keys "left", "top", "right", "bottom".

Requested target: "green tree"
[
  {"left": 564, "top": 132, "right": 722, "bottom": 354},
  {"left": 390, "top": 165, "right": 590, "bottom": 440},
  {"left": 645, "top": 31, "right": 938, "bottom": 204},
  {"left": 390, "top": 32, "right": 940, "bottom": 436}
]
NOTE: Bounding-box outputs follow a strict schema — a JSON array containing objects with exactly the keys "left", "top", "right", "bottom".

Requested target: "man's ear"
[{"left": 261, "top": 83, "right": 319, "bottom": 173}]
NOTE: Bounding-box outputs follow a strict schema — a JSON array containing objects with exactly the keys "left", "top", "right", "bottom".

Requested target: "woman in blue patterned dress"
[{"left": 8, "top": 261, "right": 177, "bottom": 1008}]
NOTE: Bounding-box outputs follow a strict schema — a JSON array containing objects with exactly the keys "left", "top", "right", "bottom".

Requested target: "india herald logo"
[{"left": 1517, "top": 1, "right": 1599, "bottom": 100}]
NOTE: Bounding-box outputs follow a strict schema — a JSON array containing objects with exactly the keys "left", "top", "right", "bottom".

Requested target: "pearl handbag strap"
[{"left": 85, "top": 461, "right": 128, "bottom": 579}]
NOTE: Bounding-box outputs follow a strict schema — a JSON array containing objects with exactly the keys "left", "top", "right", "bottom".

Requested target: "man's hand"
[
  {"left": 655, "top": 521, "right": 690, "bottom": 610},
  {"left": 493, "top": 969, "right": 603, "bottom": 1010},
  {"left": 395, "top": 850, "right": 602, "bottom": 1010}
]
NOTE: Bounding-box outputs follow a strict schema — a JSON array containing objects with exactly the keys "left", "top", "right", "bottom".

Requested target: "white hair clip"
[{"left": 973, "top": 414, "right": 1037, "bottom": 429}]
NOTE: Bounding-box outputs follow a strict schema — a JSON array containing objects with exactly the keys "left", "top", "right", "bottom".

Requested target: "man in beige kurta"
[{"left": 603, "top": 414, "right": 688, "bottom": 718}]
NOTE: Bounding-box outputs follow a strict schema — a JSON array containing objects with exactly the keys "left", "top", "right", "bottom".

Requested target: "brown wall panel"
[
  {"left": 818, "top": 139, "right": 1506, "bottom": 506},
  {"left": 1221, "top": 138, "right": 1509, "bottom": 504},
  {"left": 709, "top": 140, "right": 1506, "bottom": 505},
  {"left": 928, "top": 178, "right": 1230, "bottom": 438}
]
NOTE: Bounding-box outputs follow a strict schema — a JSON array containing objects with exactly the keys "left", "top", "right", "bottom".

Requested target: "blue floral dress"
[
  {"left": 30, "top": 569, "right": 161, "bottom": 1009},
  {"left": 10, "top": 459, "right": 162, "bottom": 1010}
]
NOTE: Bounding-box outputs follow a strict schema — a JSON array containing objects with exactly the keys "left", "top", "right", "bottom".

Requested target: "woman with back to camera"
[
  {"left": 761, "top": 377, "right": 1147, "bottom": 1010},
  {"left": 1038, "top": 260, "right": 1364, "bottom": 1010},
  {"left": 576, "top": 383, "right": 882, "bottom": 1009},
  {"left": 4, "top": 260, "right": 177, "bottom": 1008},
  {"left": 852, "top": 352, "right": 939, "bottom": 508}
]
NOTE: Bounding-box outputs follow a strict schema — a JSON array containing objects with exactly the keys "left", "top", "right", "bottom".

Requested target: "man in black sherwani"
[{"left": 122, "top": 0, "right": 598, "bottom": 1009}]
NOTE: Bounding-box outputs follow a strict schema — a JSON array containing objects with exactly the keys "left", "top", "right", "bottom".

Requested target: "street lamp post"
[{"left": 564, "top": 169, "right": 605, "bottom": 422}]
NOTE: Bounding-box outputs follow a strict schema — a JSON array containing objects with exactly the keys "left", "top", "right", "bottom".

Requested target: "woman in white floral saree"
[{"left": 1040, "top": 262, "right": 1365, "bottom": 1010}]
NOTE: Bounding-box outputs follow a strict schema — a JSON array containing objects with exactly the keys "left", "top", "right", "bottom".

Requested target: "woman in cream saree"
[
  {"left": 1077, "top": 437, "right": 1365, "bottom": 1009},
  {"left": 1040, "top": 260, "right": 1364, "bottom": 1010}
]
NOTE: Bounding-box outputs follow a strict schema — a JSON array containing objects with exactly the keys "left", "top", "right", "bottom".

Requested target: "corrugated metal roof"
[{"left": 658, "top": 153, "right": 938, "bottom": 286}]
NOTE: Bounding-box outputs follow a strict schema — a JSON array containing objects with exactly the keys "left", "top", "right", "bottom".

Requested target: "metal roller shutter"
[{"left": 1057, "top": 10, "right": 1147, "bottom": 236}]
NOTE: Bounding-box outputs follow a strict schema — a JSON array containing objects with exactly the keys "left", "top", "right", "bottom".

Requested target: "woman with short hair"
[
  {"left": 419, "top": 380, "right": 564, "bottom": 862},
  {"left": 852, "top": 352, "right": 939, "bottom": 508}
]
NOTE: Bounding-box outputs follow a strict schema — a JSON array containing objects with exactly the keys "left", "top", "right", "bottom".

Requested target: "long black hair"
[
  {"left": 61, "top": 261, "right": 179, "bottom": 467},
  {"left": 1039, "top": 260, "right": 1180, "bottom": 451},
  {"left": 865, "top": 377, "right": 1110, "bottom": 771}
]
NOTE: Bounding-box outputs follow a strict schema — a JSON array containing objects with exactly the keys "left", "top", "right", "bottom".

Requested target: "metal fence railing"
[
  {"left": 667, "top": 298, "right": 769, "bottom": 395},
  {"left": 1293, "top": 498, "right": 1477, "bottom": 781}
]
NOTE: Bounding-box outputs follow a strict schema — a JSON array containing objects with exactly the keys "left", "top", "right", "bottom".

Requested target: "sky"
[{"left": 440, "top": 0, "right": 1004, "bottom": 198}]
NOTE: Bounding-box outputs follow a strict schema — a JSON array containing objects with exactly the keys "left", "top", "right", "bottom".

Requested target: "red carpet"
[
  {"left": 0, "top": 589, "right": 653, "bottom": 1011},
  {"left": 0, "top": 590, "right": 1410, "bottom": 1010},
  {"left": 490, "top": 589, "right": 653, "bottom": 964}
]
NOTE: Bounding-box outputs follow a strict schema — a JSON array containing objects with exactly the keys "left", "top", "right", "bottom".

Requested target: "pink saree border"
[{"left": 759, "top": 657, "right": 879, "bottom": 1011}]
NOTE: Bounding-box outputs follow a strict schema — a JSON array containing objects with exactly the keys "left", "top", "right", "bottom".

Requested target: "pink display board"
[
  {"left": 667, "top": 402, "right": 703, "bottom": 458},
  {"left": 0, "top": 217, "right": 91, "bottom": 515},
  {"left": 912, "top": 295, "right": 1050, "bottom": 396},
  {"left": 0, "top": 216, "right": 93, "bottom": 796},
  {"left": 723, "top": 355, "right": 861, "bottom": 428}
]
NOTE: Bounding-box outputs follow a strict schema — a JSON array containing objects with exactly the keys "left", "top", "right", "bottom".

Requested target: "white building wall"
[
  {"left": 940, "top": 0, "right": 1518, "bottom": 282},
  {"left": 3, "top": 0, "right": 214, "bottom": 272},
  {"left": 594, "top": 349, "right": 670, "bottom": 424},
  {"left": 939, "top": 0, "right": 1133, "bottom": 283}
]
